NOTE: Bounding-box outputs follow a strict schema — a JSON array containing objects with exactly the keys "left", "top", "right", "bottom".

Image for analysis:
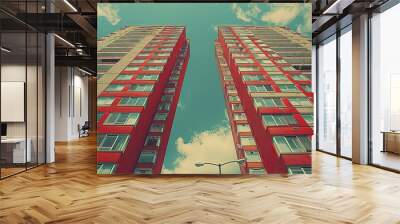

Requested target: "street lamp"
[{"left": 195, "top": 159, "right": 246, "bottom": 175}]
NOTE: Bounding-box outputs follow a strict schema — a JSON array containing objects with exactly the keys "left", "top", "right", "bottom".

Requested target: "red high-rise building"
[
  {"left": 215, "top": 26, "right": 312, "bottom": 174},
  {"left": 97, "top": 26, "right": 190, "bottom": 174}
]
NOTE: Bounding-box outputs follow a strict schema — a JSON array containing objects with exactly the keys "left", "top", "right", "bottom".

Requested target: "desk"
[
  {"left": 1, "top": 138, "right": 31, "bottom": 163},
  {"left": 382, "top": 131, "right": 400, "bottom": 154}
]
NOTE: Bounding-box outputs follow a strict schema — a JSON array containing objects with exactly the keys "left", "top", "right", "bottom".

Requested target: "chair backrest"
[{"left": 82, "top": 121, "right": 90, "bottom": 129}]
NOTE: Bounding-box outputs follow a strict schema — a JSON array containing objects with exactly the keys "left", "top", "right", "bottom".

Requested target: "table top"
[
  {"left": 381, "top": 131, "right": 400, "bottom": 134},
  {"left": 1, "top": 138, "right": 29, "bottom": 143}
]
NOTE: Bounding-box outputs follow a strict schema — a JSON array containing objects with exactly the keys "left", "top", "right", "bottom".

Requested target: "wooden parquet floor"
[{"left": 1, "top": 136, "right": 400, "bottom": 224}]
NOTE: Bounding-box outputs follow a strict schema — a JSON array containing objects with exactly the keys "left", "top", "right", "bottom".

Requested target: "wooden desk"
[{"left": 382, "top": 131, "right": 400, "bottom": 154}]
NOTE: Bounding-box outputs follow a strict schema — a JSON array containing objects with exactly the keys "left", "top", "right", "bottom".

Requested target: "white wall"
[
  {"left": 54, "top": 67, "right": 89, "bottom": 141},
  {"left": 1, "top": 63, "right": 46, "bottom": 164}
]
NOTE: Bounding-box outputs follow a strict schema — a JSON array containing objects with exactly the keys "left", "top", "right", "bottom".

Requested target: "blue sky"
[{"left": 98, "top": 3, "right": 311, "bottom": 174}]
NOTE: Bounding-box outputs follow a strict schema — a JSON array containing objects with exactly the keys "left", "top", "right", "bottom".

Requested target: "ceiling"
[{"left": 0, "top": 0, "right": 395, "bottom": 71}]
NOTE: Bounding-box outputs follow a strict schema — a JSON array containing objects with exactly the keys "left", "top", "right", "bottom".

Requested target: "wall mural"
[{"left": 97, "top": 3, "right": 313, "bottom": 175}]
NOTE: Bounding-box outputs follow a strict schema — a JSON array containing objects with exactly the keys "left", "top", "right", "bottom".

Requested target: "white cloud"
[
  {"left": 232, "top": 3, "right": 261, "bottom": 23},
  {"left": 98, "top": 4, "right": 121, "bottom": 26},
  {"left": 162, "top": 126, "right": 240, "bottom": 174},
  {"left": 296, "top": 5, "right": 312, "bottom": 35},
  {"left": 261, "top": 5, "right": 302, "bottom": 25}
]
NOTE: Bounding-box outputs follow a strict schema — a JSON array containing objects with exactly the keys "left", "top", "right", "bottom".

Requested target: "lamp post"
[{"left": 195, "top": 159, "right": 246, "bottom": 175}]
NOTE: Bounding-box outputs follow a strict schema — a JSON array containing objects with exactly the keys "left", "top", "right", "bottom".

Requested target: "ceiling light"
[
  {"left": 63, "top": 0, "right": 78, "bottom": 12},
  {"left": 1, "top": 47, "right": 11, "bottom": 53},
  {"left": 54, "top": 34, "right": 75, "bottom": 48}
]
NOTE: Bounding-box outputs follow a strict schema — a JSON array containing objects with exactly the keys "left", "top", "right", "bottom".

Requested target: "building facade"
[
  {"left": 215, "top": 26, "right": 313, "bottom": 174},
  {"left": 97, "top": 26, "right": 190, "bottom": 174}
]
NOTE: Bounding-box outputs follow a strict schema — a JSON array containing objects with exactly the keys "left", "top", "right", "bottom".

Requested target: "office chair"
[{"left": 79, "top": 121, "right": 90, "bottom": 138}]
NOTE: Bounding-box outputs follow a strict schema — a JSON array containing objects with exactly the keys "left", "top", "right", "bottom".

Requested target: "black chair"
[{"left": 79, "top": 121, "right": 90, "bottom": 138}]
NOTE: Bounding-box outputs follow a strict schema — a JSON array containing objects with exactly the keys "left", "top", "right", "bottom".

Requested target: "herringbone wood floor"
[{"left": 1, "top": 136, "right": 400, "bottom": 224}]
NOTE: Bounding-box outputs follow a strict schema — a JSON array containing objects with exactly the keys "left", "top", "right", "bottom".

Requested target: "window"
[
  {"left": 302, "top": 114, "right": 314, "bottom": 126},
  {"left": 276, "top": 59, "right": 287, "bottom": 64},
  {"left": 136, "top": 74, "right": 159, "bottom": 80},
  {"left": 254, "top": 54, "right": 268, "bottom": 59},
  {"left": 270, "top": 74, "right": 288, "bottom": 81},
  {"left": 237, "top": 124, "right": 250, "bottom": 132},
  {"left": 234, "top": 113, "right": 246, "bottom": 121},
  {"left": 231, "top": 104, "right": 242, "bottom": 111},
  {"left": 161, "top": 95, "right": 173, "bottom": 102},
  {"left": 259, "top": 59, "right": 273, "bottom": 65},
  {"left": 263, "top": 66, "right": 277, "bottom": 72},
  {"left": 130, "top": 84, "right": 154, "bottom": 92},
  {"left": 226, "top": 85, "right": 235, "bottom": 90},
  {"left": 247, "top": 85, "right": 273, "bottom": 92},
  {"left": 97, "top": 112, "right": 104, "bottom": 121},
  {"left": 240, "top": 136, "right": 256, "bottom": 146},
  {"left": 278, "top": 84, "right": 299, "bottom": 92},
  {"left": 249, "top": 168, "right": 265, "bottom": 175},
  {"left": 119, "top": 97, "right": 147, "bottom": 106},
  {"left": 116, "top": 74, "right": 133, "bottom": 80},
  {"left": 158, "top": 102, "right": 171, "bottom": 111},
  {"left": 288, "top": 166, "right": 311, "bottom": 175},
  {"left": 154, "top": 52, "right": 170, "bottom": 57},
  {"left": 142, "top": 47, "right": 154, "bottom": 52},
  {"left": 301, "top": 84, "right": 312, "bottom": 92},
  {"left": 282, "top": 66, "right": 296, "bottom": 71},
  {"left": 272, "top": 136, "right": 311, "bottom": 154},
  {"left": 97, "top": 97, "right": 115, "bottom": 106},
  {"left": 104, "top": 113, "right": 140, "bottom": 125},
  {"left": 244, "top": 151, "right": 261, "bottom": 162},
  {"left": 148, "top": 59, "right": 167, "bottom": 63},
  {"left": 170, "top": 74, "right": 179, "bottom": 80},
  {"left": 150, "top": 123, "right": 164, "bottom": 132},
  {"left": 253, "top": 97, "right": 284, "bottom": 108},
  {"left": 159, "top": 47, "right": 173, "bottom": 51},
  {"left": 143, "top": 66, "right": 163, "bottom": 71},
  {"left": 138, "top": 151, "right": 157, "bottom": 163},
  {"left": 229, "top": 95, "right": 240, "bottom": 102},
  {"left": 242, "top": 74, "right": 265, "bottom": 81},
  {"left": 105, "top": 84, "right": 125, "bottom": 92},
  {"left": 235, "top": 58, "right": 254, "bottom": 64},
  {"left": 131, "top": 59, "right": 145, "bottom": 64},
  {"left": 145, "top": 136, "right": 161, "bottom": 147},
  {"left": 318, "top": 35, "right": 337, "bottom": 154},
  {"left": 167, "top": 82, "right": 177, "bottom": 88},
  {"left": 97, "top": 163, "right": 117, "bottom": 174},
  {"left": 291, "top": 74, "right": 309, "bottom": 81},
  {"left": 224, "top": 75, "right": 233, "bottom": 81},
  {"left": 97, "top": 134, "right": 129, "bottom": 152},
  {"left": 124, "top": 66, "right": 140, "bottom": 71},
  {"left": 262, "top": 114, "right": 297, "bottom": 126},
  {"left": 340, "top": 27, "right": 353, "bottom": 159},
  {"left": 288, "top": 97, "right": 312, "bottom": 107},
  {"left": 165, "top": 88, "right": 175, "bottom": 93},
  {"left": 134, "top": 168, "right": 153, "bottom": 174},
  {"left": 154, "top": 113, "right": 168, "bottom": 120},
  {"left": 239, "top": 66, "right": 259, "bottom": 72}
]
